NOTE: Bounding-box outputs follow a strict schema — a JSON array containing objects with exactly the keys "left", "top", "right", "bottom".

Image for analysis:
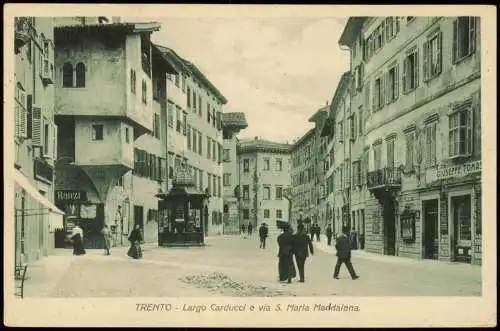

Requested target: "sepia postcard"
[{"left": 3, "top": 3, "right": 497, "bottom": 328}]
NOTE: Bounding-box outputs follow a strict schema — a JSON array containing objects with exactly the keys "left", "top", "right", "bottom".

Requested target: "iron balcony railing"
[{"left": 367, "top": 167, "right": 402, "bottom": 190}]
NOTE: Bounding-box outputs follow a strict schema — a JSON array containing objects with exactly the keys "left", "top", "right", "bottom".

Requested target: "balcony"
[
  {"left": 14, "top": 17, "right": 34, "bottom": 54},
  {"left": 41, "top": 57, "right": 54, "bottom": 85},
  {"left": 367, "top": 167, "right": 402, "bottom": 191}
]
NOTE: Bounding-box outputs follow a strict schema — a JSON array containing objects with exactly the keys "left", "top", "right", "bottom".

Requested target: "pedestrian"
[
  {"left": 333, "top": 226, "right": 359, "bottom": 280},
  {"left": 247, "top": 223, "right": 253, "bottom": 236},
  {"left": 127, "top": 224, "right": 143, "bottom": 260},
  {"left": 277, "top": 224, "right": 296, "bottom": 284},
  {"left": 350, "top": 228, "right": 359, "bottom": 250},
  {"left": 292, "top": 223, "right": 314, "bottom": 283},
  {"left": 259, "top": 222, "right": 268, "bottom": 249},
  {"left": 326, "top": 224, "right": 333, "bottom": 246},
  {"left": 315, "top": 223, "right": 321, "bottom": 242},
  {"left": 309, "top": 223, "right": 315, "bottom": 241},
  {"left": 101, "top": 224, "right": 112, "bottom": 255},
  {"left": 70, "top": 223, "right": 86, "bottom": 256}
]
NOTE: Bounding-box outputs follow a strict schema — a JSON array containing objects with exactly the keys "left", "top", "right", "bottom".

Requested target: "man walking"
[
  {"left": 259, "top": 222, "right": 268, "bottom": 249},
  {"left": 333, "top": 226, "right": 359, "bottom": 280},
  {"left": 326, "top": 224, "right": 333, "bottom": 246},
  {"left": 315, "top": 223, "right": 321, "bottom": 242},
  {"left": 247, "top": 222, "right": 253, "bottom": 236},
  {"left": 292, "top": 223, "right": 314, "bottom": 283}
]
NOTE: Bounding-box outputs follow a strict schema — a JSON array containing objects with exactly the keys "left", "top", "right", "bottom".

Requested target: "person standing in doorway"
[
  {"left": 101, "top": 224, "right": 112, "bottom": 255},
  {"left": 247, "top": 222, "right": 253, "bottom": 236},
  {"left": 259, "top": 222, "right": 268, "bottom": 249},
  {"left": 326, "top": 224, "right": 333, "bottom": 246},
  {"left": 333, "top": 226, "right": 359, "bottom": 280},
  {"left": 292, "top": 223, "right": 314, "bottom": 283}
]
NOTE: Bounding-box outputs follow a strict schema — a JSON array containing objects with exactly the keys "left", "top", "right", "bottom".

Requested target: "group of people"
[
  {"left": 309, "top": 222, "right": 322, "bottom": 242},
  {"left": 277, "top": 223, "right": 359, "bottom": 283},
  {"left": 240, "top": 223, "right": 253, "bottom": 236},
  {"left": 67, "top": 223, "right": 144, "bottom": 260}
]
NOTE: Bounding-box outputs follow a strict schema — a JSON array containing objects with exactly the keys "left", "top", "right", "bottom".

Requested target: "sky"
[{"left": 126, "top": 16, "right": 349, "bottom": 144}]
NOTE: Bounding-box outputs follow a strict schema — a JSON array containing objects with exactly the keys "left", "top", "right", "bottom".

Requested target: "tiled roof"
[
  {"left": 290, "top": 127, "right": 315, "bottom": 150},
  {"left": 222, "top": 112, "right": 248, "bottom": 128},
  {"left": 54, "top": 21, "right": 161, "bottom": 34},
  {"left": 238, "top": 139, "right": 292, "bottom": 154},
  {"left": 155, "top": 43, "right": 228, "bottom": 105}
]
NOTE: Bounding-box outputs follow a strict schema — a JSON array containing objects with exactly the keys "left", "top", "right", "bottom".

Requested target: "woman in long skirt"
[
  {"left": 277, "top": 225, "right": 296, "bottom": 283},
  {"left": 127, "top": 224, "right": 143, "bottom": 259},
  {"left": 71, "top": 224, "right": 86, "bottom": 256}
]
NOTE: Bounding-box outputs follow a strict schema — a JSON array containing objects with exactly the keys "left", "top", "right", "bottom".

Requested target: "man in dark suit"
[
  {"left": 258, "top": 223, "right": 268, "bottom": 249},
  {"left": 326, "top": 224, "right": 333, "bottom": 246},
  {"left": 292, "top": 223, "right": 314, "bottom": 283},
  {"left": 333, "top": 226, "right": 359, "bottom": 280}
]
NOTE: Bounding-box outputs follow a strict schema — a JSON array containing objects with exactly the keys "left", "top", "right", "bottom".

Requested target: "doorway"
[
  {"left": 422, "top": 199, "right": 439, "bottom": 260},
  {"left": 383, "top": 200, "right": 396, "bottom": 256},
  {"left": 451, "top": 195, "right": 472, "bottom": 263}
]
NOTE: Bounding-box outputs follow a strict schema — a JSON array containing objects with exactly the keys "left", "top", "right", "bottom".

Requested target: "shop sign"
[
  {"left": 436, "top": 160, "right": 481, "bottom": 180},
  {"left": 56, "top": 190, "right": 87, "bottom": 202}
]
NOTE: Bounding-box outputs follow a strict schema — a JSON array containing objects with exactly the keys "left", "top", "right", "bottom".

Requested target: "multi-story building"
[
  {"left": 290, "top": 128, "right": 315, "bottom": 227},
  {"left": 222, "top": 112, "right": 248, "bottom": 234},
  {"left": 13, "top": 17, "right": 63, "bottom": 265},
  {"left": 339, "top": 16, "right": 481, "bottom": 264},
  {"left": 155, "top": 45, "right": 228, "bottom": 236},
  {"left": 53, "top": 19, "right": 172, "bottom": 247},
  {"left": 308, "top": 105, "right": 329, "bottom": 230},
  {"left": 238, "top": 138, "right": 292, "bottom": 233}
]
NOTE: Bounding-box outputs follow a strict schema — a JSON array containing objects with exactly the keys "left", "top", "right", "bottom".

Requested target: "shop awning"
[{"left": 14, "top": 169, "right": 65, "bottom": 229}]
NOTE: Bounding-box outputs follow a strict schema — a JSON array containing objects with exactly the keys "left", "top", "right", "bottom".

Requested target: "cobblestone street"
[{"left": 22, "top": 234, "right": 481, "bottom": 298}]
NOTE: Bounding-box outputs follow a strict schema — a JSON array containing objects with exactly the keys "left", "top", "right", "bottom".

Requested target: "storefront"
[{"left": 425, "top": 160, "right": 482, "bottom": 265}]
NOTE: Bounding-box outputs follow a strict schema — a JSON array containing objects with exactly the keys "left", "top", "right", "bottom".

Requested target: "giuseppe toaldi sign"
[{"left": 436, "top": 160, "right": 481, "bottom": 180}]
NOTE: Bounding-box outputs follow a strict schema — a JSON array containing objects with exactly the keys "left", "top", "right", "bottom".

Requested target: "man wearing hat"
[{"left": 258, "top": 222, "right": 269, "bottom": 249}]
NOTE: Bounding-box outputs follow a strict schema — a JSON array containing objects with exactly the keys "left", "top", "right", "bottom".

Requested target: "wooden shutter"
[
  {"left": 437, "top": 31, "right": 443, "bottom": 75},
  {"left": 31, "top": 106, "right": 42, "bottom": 146},
  {"left": 469, "top": 17, "right": 476, "bottom": 55},
  {"left": 52, "top": 123, "right": 58, "bottom": 160},
  {"left": 402, "top": 58, "right": 407, "bottom": 93},
  {"left": 414, "top": 50, "right": 419, "bottom": 88},
  {"left": 364, "top": 81, "right": 370, "bottom": 113},
  {"left": 423, "top": 40, "right": 429, "bottom": 82},
  {"left": 452, "top": 19, "right": 458, "bottom": 63},
  {"left": 394, "top": 64, "right": 400, "bottom": 100},
  {"left": 26, "top": 94, "right": 33, "bottom": 139},
  {"left": 372, "top": 80, "right": 377, "bottom": 111},
  {"left": 467, "top": 107, "right": 473, "bottom": 155}
]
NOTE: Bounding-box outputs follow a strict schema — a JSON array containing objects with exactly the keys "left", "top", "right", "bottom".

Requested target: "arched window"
[
  {"left": 62, "top": 62, "right": 73, "bottom": 87},
  {"left": 75, "top": 62, "right": 86, "bottom": 88}
]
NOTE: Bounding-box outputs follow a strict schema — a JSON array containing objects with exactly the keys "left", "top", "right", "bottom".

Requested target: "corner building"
[
  {"left": 339, "top": 16, "right": 481, "bottom": 264},
  {"left": 238, "top": 138, "right": 292, "bottom": 234}
]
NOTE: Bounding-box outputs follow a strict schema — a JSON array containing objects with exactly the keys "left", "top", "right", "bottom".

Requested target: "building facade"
[
  {"left": 238, "top": 138, "right": 292, "bottom": 234},
  {"left": 339, "top": 16, "right": 481, "bottom": 264},
  {"left": 156, "top": 45, "right": 228, "bottom": 236},
  {"left": 13, "top": 17, "right": 64, "bottom": 265},
  {"left": 222, "top": 112, "right": 248, "bottom": 234},
  {"left": 53, "top": 20, "right": 169, "bottom": 247},
  {"left": 290, "top": 128, "right": 316, "bottom": 228}
]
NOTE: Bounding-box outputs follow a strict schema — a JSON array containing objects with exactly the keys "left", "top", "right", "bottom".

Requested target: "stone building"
[
  {"left": 290, "top": 128, "right": 316, "bottom": 227},
  {"left": 155, "top": 45, "right": 228, "bottom": 236},
  {"left": 339, "top": 16, "right": 481, "bottom": 264},
  {"left": 238, "top": 138, "right": 292, "bottom": 234},
  {"left": 53, "top": 19, "right": 175, "bottom": 247},
  {"left": 13, "top": 17, "right": 64, "bottom": 265},
  {"left": 222, "top": 112, "right": 248, "bottom": 234}
]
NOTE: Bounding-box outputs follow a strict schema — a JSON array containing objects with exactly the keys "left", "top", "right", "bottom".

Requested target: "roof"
[
  {"left": 151, "top": 44, "right": 179, "bottom": 75},
  {"left": 222, "top": 112, "right": 248, "bottom": 129},
  {"left": 330, "top": 71, "right": 352, "bottom": 112},
  {"left": 54, "top": 21, "right": 161, "bottom": 34},
  {"left": 238, "top": 139, "right": 292, "bottom": 154},
  {"left": 308, "top": 105, "right": 329, "bottom": 123},
  {"left": 338, "top": 17, "right": 367, "bottom": 47},
  {"left": 291, "top": 127, "right": 315, "bottom": 151},
  {"left": 155, "top": 43, "right": 228, "bottom": 105}
]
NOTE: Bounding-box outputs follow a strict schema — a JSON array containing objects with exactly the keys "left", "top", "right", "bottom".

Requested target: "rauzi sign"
[
  {"left": 436, "top": 160, "right": 481, "bottom": 180},
  {"left": 55, "top": 190, "right": 87, "bottom": 202}
]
